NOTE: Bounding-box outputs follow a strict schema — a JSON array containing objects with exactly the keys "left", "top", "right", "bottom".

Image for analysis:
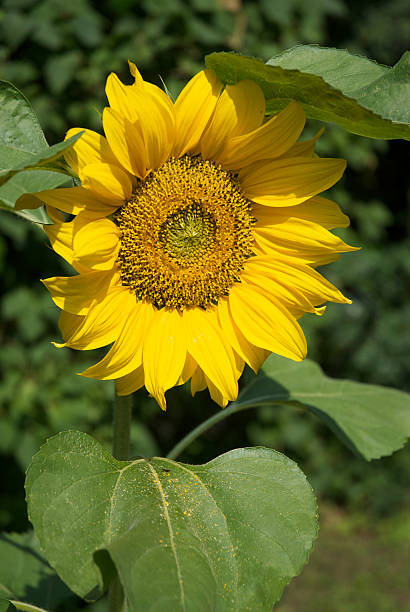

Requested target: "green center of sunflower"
[
  {"left": 159, "top": 203, "right": 216, "bottom": 262},
  {"left": 115, "top": 155, "right": 255, "bottom": 310}
]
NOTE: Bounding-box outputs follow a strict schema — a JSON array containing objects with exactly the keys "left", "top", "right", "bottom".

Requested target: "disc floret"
[{"left": 115, "top": 155, "right": 255, "bottom": 310}]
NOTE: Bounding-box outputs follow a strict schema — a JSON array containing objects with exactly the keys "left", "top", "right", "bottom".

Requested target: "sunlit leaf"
[
  {"left": 0, "top": 79, "right": 81, "bottom": 187},
  {"left": 0, "top": 81, "right": 47, "bottom": 156},
  {"left": 8, "top": 602, "right": 48, "bottom": 612},
  {"left": 235, "top": 355, "right": 410, "bottom": 460},
  {"left": 26, "top": 431, "right": 318, "bottom": 611},
  {"left": 205, "top": 46, "right": 410, "bottom": 140}
]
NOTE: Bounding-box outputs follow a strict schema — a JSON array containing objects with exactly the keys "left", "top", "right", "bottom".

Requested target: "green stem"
[
  {"left": 109, "top": 392, "right": 133, "bottom": 612},
  {"left": 166, "top": 400, "right": 252, "bottom": 460},
  {"left": 166, "top": 399, "right": 300, "bottom": 461},
  {"left": 112, "top": 393, "right": 133, "bottom": 461}
]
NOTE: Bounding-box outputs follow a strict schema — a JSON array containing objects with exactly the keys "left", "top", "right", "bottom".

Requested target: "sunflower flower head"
[{"left": 25, "top": 62, "right": 357, "bottom": 410}]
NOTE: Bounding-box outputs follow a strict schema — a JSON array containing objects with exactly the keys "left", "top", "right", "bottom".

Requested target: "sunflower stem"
[
  {"left": 166, "top": 401, "right": 250, "bottom": 460},
  {"left": 109, "top": 392, "right": 133, "bottom": 612},
  {"left": 112, "top": 393, "right": 133, "bottom": 460},
  {"left": 166, "top": 399, "right": 301, "bottom": 460}
]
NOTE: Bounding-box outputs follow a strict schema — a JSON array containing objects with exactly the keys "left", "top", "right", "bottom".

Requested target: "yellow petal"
[
  {"left": 279, "top": 128, "right": 324, "bottom": 159},
  {"left": 229, "top": 282, "right": 307, "bottom": 361},
  {"left": 143, "top": 309, "right": 187, "bottom": 411},
  {"left": 219, "top": 100, "right": 305, "bottom": 169},
  {"left": 203, "top": 376, "right": 230, "bottom": 408},
  {"left": 45, "top": 206, "right": 65, "bottom": 224},
  {"left": 106, "top": 72, "right": 175, "bottom": 171},
  {"left": 81, "top": 162, "right": 133, "bottom": 203},
  {"left": 106, "top": 72, "right": 139, "bottom": 123},
  {"left": 58, "top": 310, "right": 84, "bottom": 342},
  {"left": 182, "top": 307, "right": 238, "bottom": 402},
  {"left": 80, "top": 300, "right": 155, "bottom": 380},
  {"left": 172, "top": 69, "right": 223, "bottom": 158},
  {"left": 205, "top": 351, "right": 245, "bottom": 406},
  {"left": 131, "top": 82, "right": 176, "bottom": 171},
  {"left": 57, "top": 288, "right": 134, "bottom": 350},
  {"left": 115, "top": 365, "right": 145, "bottom": 396},
  {"left": 253, "top": 217, "right": 358, "bottom": 264},
  {"left": 44, "top": 213, "right": 113, "bottom": 272},
  {"left": 42, "top": 270, "right": 112, "bottom": 315},
  {"left": 200, "top": 79, "right": 265, "bottom": 160},
  {"left": 44, "top": 219, "right": 75, "bottom": 266},
  {"left": 253, "top": 195, "right": 350, "bottom": 230},
  {"left": 190, "top": 367, "right": 207, "bottom": 396},
  {"left": 128, "top": 60, "right": 144, "bottom": 87},
  {"left": 64, "top": 128, "right": 118, "bottom": 176},
  {"left": 72, "top": 217, "right": 120, "bottom": 271},
  {"left": 16, "top": 186, "right": 117, "bottom": 217},
  {"left": 240, "top": 157, "right": 347, "bottom": 207},
  {"left": 241, "top": 268, "right": 316, "bottom": 317},
  {"left": 103, "top": 107, "right": 147, "bottom": 178},
  {"left": 217, "top": 298, "right": 268, "bottom": 372},
  {"left": 176, "top": 353, "right": 198, "bottom": 386},
  {"left": 244, "top": 256, "right": 351, "bottom": 309}
]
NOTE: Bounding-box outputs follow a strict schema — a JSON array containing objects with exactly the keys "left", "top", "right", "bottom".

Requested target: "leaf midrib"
[{"left": 146, "top": 462, "right": 186, "bottom": 612}]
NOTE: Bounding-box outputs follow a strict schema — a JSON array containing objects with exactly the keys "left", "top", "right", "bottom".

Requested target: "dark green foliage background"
[{"left": 0, "top": 0, "right": 409, "bottom": 608}]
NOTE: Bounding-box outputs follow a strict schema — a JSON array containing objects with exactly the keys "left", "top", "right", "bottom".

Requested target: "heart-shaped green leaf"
[
  {"left": 235, "top": 355, "right": 410, "bottom": 460},
  {"left": 26, "top": 431, "right": 317, "bottom": 611},
  {"left": 205, "top": 46, "right": 410, "bottom": 140}
]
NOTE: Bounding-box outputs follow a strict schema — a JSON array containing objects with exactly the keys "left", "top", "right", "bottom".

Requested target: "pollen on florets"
[{"left": 114, "top": 155, "right": 255, "bottom": 310}]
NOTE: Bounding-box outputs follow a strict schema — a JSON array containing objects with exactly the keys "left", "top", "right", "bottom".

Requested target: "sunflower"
[{"left": 21, "top": 63, "right": 357, "bottom": 409}]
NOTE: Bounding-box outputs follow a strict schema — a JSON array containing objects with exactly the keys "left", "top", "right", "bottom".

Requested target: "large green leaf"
[
  {"left": 26, "top": 431, "right": 317, "bottom": 611},
  {"left": 234, "top": 355, "right": 410, "bottom": 460},
  {"left": 0, "top": 133, "right": 81, "bottom": 187},
  {"left": 205, "top": 46, "right": 410, "bottom": 140},
  {"left": 0, "top": 170, "right": 71, "bottom": 224},
  {"left": 0, "top": 81, "right": 47, "bottom": 156},
  {"left": 0, "top": 80, "right": 81, "bottom": 187},
  {"left": 0, "top": 531, "right": 74, "bottom": 611}
]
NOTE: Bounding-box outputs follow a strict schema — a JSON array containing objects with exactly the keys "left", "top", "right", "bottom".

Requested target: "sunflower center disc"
[
  {"left": 115, "top": 155, "right": 255, "bottom": 310},
  {"left": 160, "top": 203, "right": 217, "bottom": 262}
]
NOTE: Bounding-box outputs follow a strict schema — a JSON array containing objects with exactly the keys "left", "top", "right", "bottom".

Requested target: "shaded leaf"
[
  {"left": 0, "top": 597, "right": 13, "bottom": 612},
  {"left": 26, "top": 431, "right": 317, "bottom": 611},
  {"left": 205, "top": 46, "right": 410, "bottom": 140},
  {"left": 0, "top": 170, "right": 71, "bottom": 224},
  {"left": 235, "top": 355, "right": 410, "bottom": 460},
  {"left": 0, "top": 531, "right": 74, "bottom": 611}
]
